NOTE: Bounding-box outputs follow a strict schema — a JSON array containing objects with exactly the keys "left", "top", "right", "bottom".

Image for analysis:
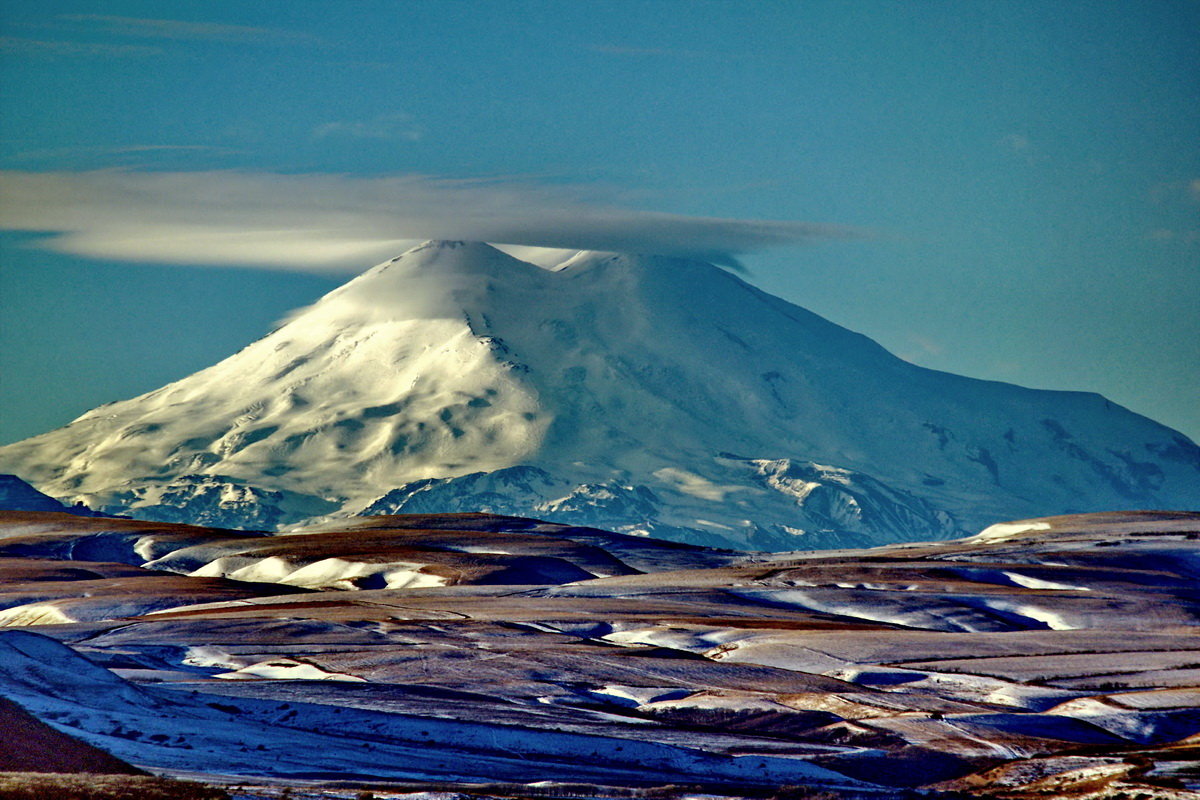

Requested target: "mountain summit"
[{"left": 3, "top": 240, "right": 1198, "bottom": 547}]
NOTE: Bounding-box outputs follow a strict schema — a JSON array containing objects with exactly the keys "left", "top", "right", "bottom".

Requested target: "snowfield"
[
  {"left": 0, "top": 508, "right": 1196, "bottom": 798},
  {"left": 1, "top": 241, "right": 1198, "bottom": 549}
]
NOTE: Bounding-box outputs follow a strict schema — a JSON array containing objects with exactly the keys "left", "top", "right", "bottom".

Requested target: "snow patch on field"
[
  {"left": 133, "top": 535, "right": 160, "bottom": 562},
  {"left": 215, "top": 658, "right": 367, "bottom": 682},
  {"left": 190, "top": 555, "right": 446, "bottom": 590},
  {"left": 978, "top": 598, "right": 1080, "bottom": 631},
  {"left": 973, "top": 521, "right": 1052, "bottom": 542},
  {"left": 587, "top": 685, "right": 693, "bottom": 707},
  {"left": 1105, "top": 688, "right": 1200, "bottom": 710},
  {"left": 886, "top": 671, "right": 1081, "bottom": 711},
  {"left": 182, "top": 646, "right": 247, "bottom": 671},
  {"left": 0, "top": 603, "right": 74, "bottom": 626},
  {"left": 728, "top": 587, "right": 1006, "bottom": 632},
  {"left": 191, "top": 556, "right": 290, "bottom": 583},
  {"left": 601, "top": 625, "right": 744, "bottom": 652},
  {"left": 1002, "top": 571, "right": 1090, "bottom": 591}
]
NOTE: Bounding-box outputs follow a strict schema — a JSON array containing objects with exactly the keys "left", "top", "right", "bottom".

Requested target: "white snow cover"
[
  {"left": 189, "top": 555, "right": 446, "bottom": 590},
  {"left": 2, "top": 240, "right": 1198, "bottom": 549},
  {"left": 973, "top": 521, "right": 1054, "bottom": 542},
  {"left": 0, "top": 603, "right": 74, "bottom": 627},
  {"left": 215, "top": 658, "right": 368, "bottom": 682},
  {"left": 1001, "top": 571, "right": 1091, "bottom": 591},
  {"left": 0, "top": 628, "right": 872, "bottom": 790}
]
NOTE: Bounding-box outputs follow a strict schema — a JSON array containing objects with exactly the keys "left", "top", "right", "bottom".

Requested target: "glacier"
[{"left": 1, "top": 240, "right": 1197, "bottom": 548}]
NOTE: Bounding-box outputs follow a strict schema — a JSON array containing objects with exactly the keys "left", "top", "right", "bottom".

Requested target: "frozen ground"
[{"left": 0, "top": 508, "right": 1197, "bottom": 799}]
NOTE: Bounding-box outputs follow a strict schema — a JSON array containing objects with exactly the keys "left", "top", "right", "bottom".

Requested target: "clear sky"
[{"left": 1, "top": 0, "right": 1198, "bottom": 445}]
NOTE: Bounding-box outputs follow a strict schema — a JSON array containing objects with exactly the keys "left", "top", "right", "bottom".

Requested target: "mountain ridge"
[{"left": 2, "top": 240, "right": 1197, "bottom": 548}]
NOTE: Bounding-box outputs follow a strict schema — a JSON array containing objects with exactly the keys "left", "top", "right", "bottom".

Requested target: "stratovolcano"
[{"left": 2, "top": 240, "right": 1197, "bottom": 548}]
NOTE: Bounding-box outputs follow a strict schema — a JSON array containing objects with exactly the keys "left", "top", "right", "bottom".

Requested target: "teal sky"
[{"left": 1, "top": 0, "right": 1198, "bottom": 444}]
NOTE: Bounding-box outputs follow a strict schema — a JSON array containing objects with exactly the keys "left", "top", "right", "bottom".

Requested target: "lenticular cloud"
[{"left": 0, "top": 170, "right": 857, "bottom": 272}]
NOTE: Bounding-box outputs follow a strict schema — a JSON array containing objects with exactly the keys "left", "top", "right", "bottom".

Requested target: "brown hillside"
[{"left": 0, "top": 696, "right": 141, "bottom": 775}]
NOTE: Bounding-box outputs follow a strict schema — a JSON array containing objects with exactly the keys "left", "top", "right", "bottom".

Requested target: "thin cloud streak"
[
  {"left": 586, "top": 44, "right": 705, "bottom": 58},
  {"left": 312, "top": 113, "right": 424, "bottom": 142},
  {"left": 54, "top": 14, "right": 319, "bottom": 45},
  {"left": 0, "top": 170, "right": 863, "bottom": 272},
  {"left": 5, "top": 144, "right": 240, "bottom": 161},
  {"left": 0, "top": 36, "right": 163, "bottom": 57}
]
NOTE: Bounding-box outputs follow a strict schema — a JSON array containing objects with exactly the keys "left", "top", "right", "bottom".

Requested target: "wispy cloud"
[
  {"left": 0, "top": 36, "right": 163, "bottom": 58},
  {"left": 312, "top": 113, "right": 423, "bottom": 142},
  {"left": 1000, "top": 133, "right": 1032, "bottom": 153},
  {"left": 5, "top": 144, "right": 239, "bottom": 161},
  {"left": 1147, "top": 228, "right": 1200, "bottom": 245},
  {"left": 111, "top": 145, "right": 230, "bottom": 153},
  {"left": 586, "top": 44, "right": 704, "bottom": 58},
  {"left": 0, "top": 170, "right": 862, "bottom": 272},
  {"left": 0, "top": 144, "right": 245, "bottom": 173},
  {"left": 998, "top": 133, "right": 1043, "bottom": 166},
  {"left": 897, "top": 332, "right": 946, "bottom": 365},
  {"left": 53, "top": 14, "right": 318, "bottom": 45},
  {"left": 1148, "top": 178, "right": 1200, "bottom": 205},
  {"left": 3, "top": 15, "right": 317, "bottom": 59}
]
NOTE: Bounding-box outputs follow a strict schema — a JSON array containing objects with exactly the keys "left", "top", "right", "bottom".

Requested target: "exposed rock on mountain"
[{"left": 2, "top": 241, "right": 1197, "bottom": 547}]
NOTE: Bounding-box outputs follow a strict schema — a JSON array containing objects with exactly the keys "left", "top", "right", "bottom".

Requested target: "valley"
[{"left": 0, "top": 508, "right": 1197, "bottom": 798}]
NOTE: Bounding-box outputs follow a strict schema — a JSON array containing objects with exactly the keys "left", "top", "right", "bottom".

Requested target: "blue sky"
[{"left": 1, "top": 0, "right": 1198, "bottom": 444}]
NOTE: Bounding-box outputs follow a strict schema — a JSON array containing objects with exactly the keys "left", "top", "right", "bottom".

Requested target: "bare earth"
[{"left": 0, "top": 509, "right": 1197, "bottom": 799}]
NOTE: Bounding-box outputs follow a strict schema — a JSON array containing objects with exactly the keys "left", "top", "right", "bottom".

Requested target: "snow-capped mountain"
[{"left": 2, "top": 240, "right": 1198, "bottom": 548}]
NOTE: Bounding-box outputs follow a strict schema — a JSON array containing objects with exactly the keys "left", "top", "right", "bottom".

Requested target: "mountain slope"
[
  {"left": 0, "top": 695, "right": 143, "bottom": 775},
  {"left": 1, "top": 240, "right": 1197, "bottom": 548},
  {"left": 0, "top": 474, "right": 106, "bottom": 517}
]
